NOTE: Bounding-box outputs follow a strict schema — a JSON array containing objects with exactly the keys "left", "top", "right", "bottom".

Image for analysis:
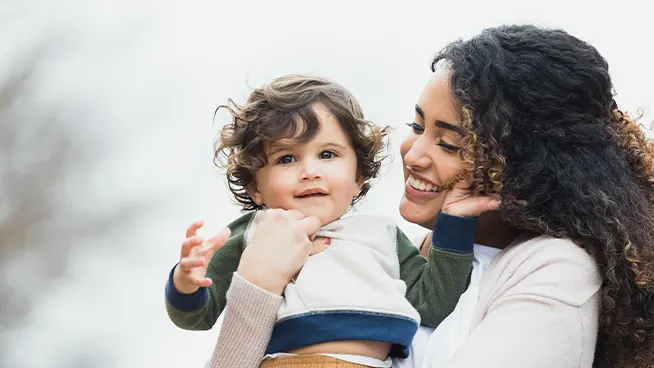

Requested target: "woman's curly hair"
[
  {"left": 214, "top": 74, "right": 389, "bottom": 211},
  {"left": 433, "top": 25, "right": 654, "bottom": 367}
]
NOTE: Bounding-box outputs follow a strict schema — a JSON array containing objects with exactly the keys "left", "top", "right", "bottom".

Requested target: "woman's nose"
[{"left": 403, "top": 136, "right": 432, "bottom": 170}]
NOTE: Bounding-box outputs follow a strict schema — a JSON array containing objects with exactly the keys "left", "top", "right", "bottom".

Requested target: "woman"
[{"left": 208, "top": 24, "right": 654, "bottom": 368}]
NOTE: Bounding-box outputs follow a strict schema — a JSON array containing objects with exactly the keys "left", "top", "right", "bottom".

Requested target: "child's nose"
[{"left": 300, "top": 160, "right": 323, "bottom": 180}]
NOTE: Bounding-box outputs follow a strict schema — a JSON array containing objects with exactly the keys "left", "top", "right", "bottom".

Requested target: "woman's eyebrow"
[
  {"left": 435, "top": 120, "right": 463, "bottom": 135},
  {"left": 415, "top": 104, "right": 463, "bottom": 135}
]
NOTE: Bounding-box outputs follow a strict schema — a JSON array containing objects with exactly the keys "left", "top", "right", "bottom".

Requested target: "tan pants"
[{"left": 260, "top": 355, "right": 372, "bottom": 368}]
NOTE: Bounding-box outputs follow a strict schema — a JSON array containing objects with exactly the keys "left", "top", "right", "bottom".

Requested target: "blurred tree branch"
[{"left": 0, "top": 56, "right": 147, "bottom": 333}]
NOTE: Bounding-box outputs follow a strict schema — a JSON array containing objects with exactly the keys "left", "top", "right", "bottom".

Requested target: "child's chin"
[{"left": 310, "top": 211, "right": 340, "bottom": 227}]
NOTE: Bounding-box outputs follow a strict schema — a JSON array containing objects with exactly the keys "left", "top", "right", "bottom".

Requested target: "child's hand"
[
  {"left": 441, "top": 177, "right": 501, "bottom": 218},
  {"left": 172, "top": 221, "right": 231, "bottom": 294}
]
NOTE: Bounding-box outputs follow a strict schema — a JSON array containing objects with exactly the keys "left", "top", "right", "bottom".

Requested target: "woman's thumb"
[{"left": 309, "top": 237, "right": 331, "bottom": 256}]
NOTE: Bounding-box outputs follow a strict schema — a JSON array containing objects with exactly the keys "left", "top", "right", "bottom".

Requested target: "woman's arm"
[
  {"left": 205, "top": 209, "right": 328, "bottom": 367},
  {"left": 207, "top": 273, "right": 283, "bottom": 368}
]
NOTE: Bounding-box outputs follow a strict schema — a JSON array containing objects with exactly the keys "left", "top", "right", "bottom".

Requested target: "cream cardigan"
[{"left": 208, "top": 234, "right": 602, "bottom": 368}]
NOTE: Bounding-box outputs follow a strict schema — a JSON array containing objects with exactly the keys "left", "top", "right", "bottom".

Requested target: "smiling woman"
[{"left": 399, "top": 66, "right": 468, "bottom": 230}]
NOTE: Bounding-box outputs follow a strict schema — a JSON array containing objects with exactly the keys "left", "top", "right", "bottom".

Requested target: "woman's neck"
[{"left": 473, "top": 212, "right": 521, "bottom": 249}]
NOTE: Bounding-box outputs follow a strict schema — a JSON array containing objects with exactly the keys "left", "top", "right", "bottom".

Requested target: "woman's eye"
[
  {"left": 277, "top": 155, "right": 296, "bottom": 164},
  {"left": 319, "top": 151, "right": 336, "bottom": 159},
  {"left": 437, "top": 140, "right": 461, "bottom": 153},
  {"left": 405, "top": 122, "right": 424, "bottom": 134}
]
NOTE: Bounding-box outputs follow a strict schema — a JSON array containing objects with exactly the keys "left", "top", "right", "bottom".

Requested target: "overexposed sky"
[{"left": 1, "top": 1, "right": 651, "bottom": 367}]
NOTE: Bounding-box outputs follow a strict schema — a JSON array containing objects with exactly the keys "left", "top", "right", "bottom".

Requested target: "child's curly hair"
[{"left": 214, "top": 74, "right": 389, "bottom": 211}]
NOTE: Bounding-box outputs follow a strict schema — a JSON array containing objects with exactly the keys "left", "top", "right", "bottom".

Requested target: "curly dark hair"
[
  {"left": 214, "top": 74, "right": 389, "bottom": 211},
  {"left": 433, "top": 25, "right": 654, "bottom": 367}
]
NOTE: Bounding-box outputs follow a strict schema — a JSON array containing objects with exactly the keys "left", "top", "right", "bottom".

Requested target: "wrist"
[
  {"left": 237, "top": 263, "right": 288, "bottom": 295},
  {"left": 172, "top": 265, "right": 200, "bottom": 294},
  {"left": 441, "top": 206, "right": 472, "bottom": 218},
  {"left": 432, "top": 210, "right": 478, "bottom": 253}
]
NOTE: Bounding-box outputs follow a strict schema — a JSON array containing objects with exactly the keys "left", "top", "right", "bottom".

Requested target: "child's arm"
[
  {"left": 398, "top": 211, "right": 478, "bottom": 328},
  {"left": 165, "top": 212, "right": 254, "bottom": 330}
]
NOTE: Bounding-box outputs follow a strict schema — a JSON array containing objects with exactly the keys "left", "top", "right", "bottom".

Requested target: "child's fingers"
[
  {"left": 204, "top": 227, "right": 232, "bottom": 252},
  {"left": 452, "top": 175, "right": 473, "bottom": 190},
  {"left": 179, "top": 256, "right": 206, "bottom": 271},
  {"left": 180, "top": 236, "right": 204, "bottom": 258},
  {"left": 485, "top": 198, "right": 502, "bottom": 212},
  {"left": 185, "top": 221, "right": 204, "bottom": 238},
  {"left": 196, "top": 228, "right": 232, "bottom": 261},
  {"left": 191, "top": 277, "right": 213, "bottom": 288}
]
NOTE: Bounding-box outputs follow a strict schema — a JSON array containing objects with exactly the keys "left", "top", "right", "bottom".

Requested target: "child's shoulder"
[
  {"left": 328, "top": 213, "right": 400, "bottom": 238},
  {"left": 225, "top": 211, "right": 257, "bottom": 237},
  {"left": 338, "top": 213, "right": 397, "bottom": 226}
]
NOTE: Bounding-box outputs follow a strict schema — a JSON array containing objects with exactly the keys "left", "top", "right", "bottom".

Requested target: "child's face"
[{"left": 248, "top": 103, "right": 363, "bottom": 226}]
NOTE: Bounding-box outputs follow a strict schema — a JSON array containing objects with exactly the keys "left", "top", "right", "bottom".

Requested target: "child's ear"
[
  {"left": 356, "top": 175, "right": 366, "bottom": 191},
  {"left": 353, "top": 176, "right": 366, "bottom": 198},
  {"left": 246, "top": 181, "right": 264, "bottom": 207}
]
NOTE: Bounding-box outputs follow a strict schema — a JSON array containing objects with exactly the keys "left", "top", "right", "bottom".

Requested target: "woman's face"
[{"left": 399, "top": 66, "right": 465, "bottom": 229}]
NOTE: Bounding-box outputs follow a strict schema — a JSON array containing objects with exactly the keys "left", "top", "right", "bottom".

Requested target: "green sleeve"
[
  {"left": 165, "top": 212, "right": 254, "bottom": 330},
  {"left": 397, "top": 228, "right": 473, "bottom": 328}
]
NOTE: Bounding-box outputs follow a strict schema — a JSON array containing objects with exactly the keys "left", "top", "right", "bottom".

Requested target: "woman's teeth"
[{"left": 408, "top": 175, "right": 440, "bottom": 192}]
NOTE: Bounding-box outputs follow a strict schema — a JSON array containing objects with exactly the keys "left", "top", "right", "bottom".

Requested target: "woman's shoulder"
[{"left": 488, "top": 234, "right": 602, "bottom": 307}]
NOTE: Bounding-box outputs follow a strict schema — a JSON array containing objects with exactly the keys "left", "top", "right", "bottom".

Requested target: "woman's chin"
[{"left": 399, "top": 195, "right": 439, "bottom": 230}]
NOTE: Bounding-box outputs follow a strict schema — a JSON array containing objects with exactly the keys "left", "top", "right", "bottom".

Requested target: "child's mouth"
[
  {"left": 297, "top": 193, "right": 327, "bottom": 199},
  {"left": 296, "top": 188, "right": 328, "bottom": 198}
]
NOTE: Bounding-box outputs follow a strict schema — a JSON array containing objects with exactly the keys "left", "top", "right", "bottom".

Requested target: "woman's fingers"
[
  {"left": 284, "top": 209, "right": 306, "bottom": 221},
  {"left": 298, "top": 216, "right": 322, "bottom": 237},
  {"left": 309, "top": 237, "right": 331, "bottom": 256}
]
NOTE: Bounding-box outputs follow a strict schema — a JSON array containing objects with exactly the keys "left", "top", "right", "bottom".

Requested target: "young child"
[{"left": 165, "top": 75, "right": 484, "bottom": 367}]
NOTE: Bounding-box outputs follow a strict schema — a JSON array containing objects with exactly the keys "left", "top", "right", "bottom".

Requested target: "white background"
[{"left": 1, "top": 1, "right": 651, "bottom": 367}]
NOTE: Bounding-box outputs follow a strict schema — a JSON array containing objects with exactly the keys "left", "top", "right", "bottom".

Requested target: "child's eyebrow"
[
  {"left": 323, "top": 142, "right": 349, "bottom": 151},
  {"left": 267, "top": 144, "right": 293, "bottom": 157}
]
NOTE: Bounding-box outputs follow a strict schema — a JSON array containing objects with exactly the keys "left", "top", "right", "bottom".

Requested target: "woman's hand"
[
  {"left": 441, "top": 177, "right": 501, "bottom": 218},
  {"left": 237, "top": 209, "right": 331, "bottom": 295}
]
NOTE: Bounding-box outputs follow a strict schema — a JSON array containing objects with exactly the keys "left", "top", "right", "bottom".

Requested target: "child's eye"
[
  {"left": 319, "top": 151, "right": 336, "bottom": 159},
  {"left": 277, "top": 155, "right": 296, "bottom": 164},
  {"left": 437, "top": 140, "right": 461, "bottom": 153},
  {"left": 405, "top": 122, "right": 424, "bottom": 134}
]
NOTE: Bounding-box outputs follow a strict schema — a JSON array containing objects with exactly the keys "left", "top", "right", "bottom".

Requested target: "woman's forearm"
[{"left": 208, "top": 272, "right": 283, "bottom": 368}]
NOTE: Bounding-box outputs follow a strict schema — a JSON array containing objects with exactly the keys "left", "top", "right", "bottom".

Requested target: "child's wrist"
[
  {"left": 172, "top": 265, "right": 200, "bottom": 294},
  {"left": 441, "top": 207, "right": 469, "bottom": 218}
]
